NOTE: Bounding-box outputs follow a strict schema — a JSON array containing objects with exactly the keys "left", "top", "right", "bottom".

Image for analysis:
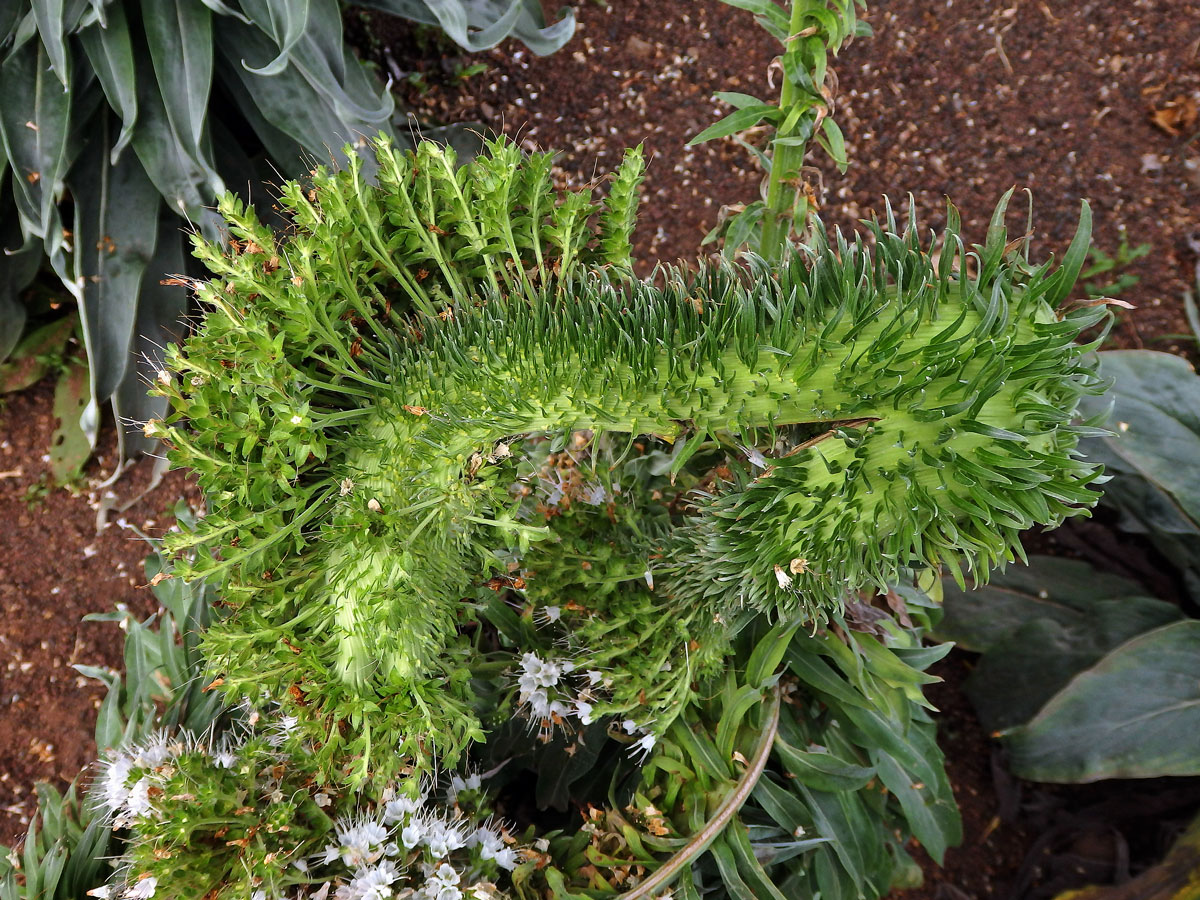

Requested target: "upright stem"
[{"left": 759, "top": 0, "right": 812, "bottom": 263}]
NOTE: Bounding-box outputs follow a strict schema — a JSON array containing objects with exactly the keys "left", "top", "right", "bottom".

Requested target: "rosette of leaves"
[
  {"left": 0, "top": 0, "right": 573, "bottom": 471},
  {"left": 150, "top": 131, "right": 1107, "bottom": 803}
]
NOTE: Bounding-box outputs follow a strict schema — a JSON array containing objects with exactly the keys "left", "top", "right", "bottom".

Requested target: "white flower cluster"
[
  {"left": 313, "top": 788, "right": 520, "bottom": 900},
  {"left": 516, "top": 652, "right": 659, "bottom": 750},
  {"left": 95, "top": 735, "right": 184, "bottom": 829},
  {"left": 518, "top": 652, "right": 611, "bottom": 727}
]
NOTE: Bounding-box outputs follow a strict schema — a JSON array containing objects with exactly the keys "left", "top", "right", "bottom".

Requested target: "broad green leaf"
[
  {"left": 0, "top": 216, "right": 38, "bottom": 362},
  {"left": 1079, "top": 350, "right": 1200, "bottom": 520},
  {"left": 142, "top": 0, "right": 214, "bottom": 150},
  {"left": 0, "top": 38, "right": 73, "bottom": 261},
  {"left": 32, "top": 0, "right": 68, "bottom": 88},
  {"left": 113, "top": 215, "right": 187, "bottom": 461},
  {"left": 688, "top": 104, "right": 778, "bottom": 146},
  {"left": 50, "top": 359, "right": 90, "bottom": 480},
  {"left": 78, "top": 0, "right": 138, "bottom": 161},
  {"left": 70, "top": 114, "right": 161, "bottom": 419},
  {"left": 1005, "top": 621, "right": 1200, "bottom": 782},
  {"left": 0, "top": 314, "right": 75, "bottom": 392},
  {"left": 965, "top": 598, "right": 1182, "bottom": 732},
  {"left": 937, "top": 555, "right": 1146, "bottom": 652},
  {"left": 129, "top": 36, "right": 220, "bottom": 220},
  {"left": 241, "top": 0, "right": 312, "bottom": 76},
  {"left": 215, "top": 16, "right": 393, "bottom": 164},
  {"left": 357, "top": 0, "right": 575, "bottom": 55}
]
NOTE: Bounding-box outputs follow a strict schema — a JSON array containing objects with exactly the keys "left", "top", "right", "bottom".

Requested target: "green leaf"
[
  {"left": 714, "top": 90, "right": 767, "bottom": 110},
  {"left": 0, "top": 37, "right": 73, "bottom": 268},
  {"left": 871, "top": 748, "right": 957, "bottom": 864},
  {"left": 951, "top": 556, "right": 1184, "bottom": 731},
  {"left": 70, "top": 114, "right": 162, "bottom": 427},
  {"left": 1046, "top": 199, "right": 1092, "bottom": 307},
  {"left": 773, "top": 738, "right": 875, "bottom": 792},
  {"left": 0, "top": 314, "right": 75, "bottom": 393},
  {"left": 129, "top": 33, "right": 221, "bottom": 221},
  {"left": 78, "top": 0, "right": 139, "bottom": 161},
  {"left": 142, "top": 0, "right": 214, "bottom": 151},
  {"left": 1005, "top": 621, "right": 1200, "bottom": 782},
  {"left": 50, "top": 359, "right": 90, "bottom": 481},
  {"left": 242, "top": 0, "right": 311, "bottom": 75},
  {"left": 688, "top": 104, "right": 778, "bottom": 145},
  {"left": 817, "top": 117, "right": 847, "bottom": 172},
  {"left": 356, "top": 0, "right": 575, "bottom": 55},
  {"left": 937, "top": 555, "right": 1147, "bottom": 652},
  {"left": 32, "top": 0, "right": 69, "bottom": 88},
  {"left": 215, "top": 15, "right": 393, "bottom": 165},
  {"left": 113, "top": 219, "right": 188, "bottom": 460},
  {"left": 1080, "top": 351, "right": 1200, "bottom": 521}
]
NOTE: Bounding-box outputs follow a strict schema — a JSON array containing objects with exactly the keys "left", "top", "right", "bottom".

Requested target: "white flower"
[
  {"left": 520, "top": 653, "right": 561, "bottom": 689},
  {"left": 401, "top": 820, "right": 425, "bottom": 849},
  {"left": 213, "top": 749, "right": 237, "bottom": 769},
  {"left": 538, "top": 605, "right": 561, "bottom": 624},
  {"left": 125, "top": 777, "right": 154, "bottom": 819},
  {"left": 582, "top": 483, "right": 607, "bottom": 505},
  {"left": 631, "top": 733, "right": 657, "bottom": 760},
  {"left": 447, "top": 773, "right": 481, "bottom": 804},
  {"left": 124, "top": 877, "right": 157, "bottom": 900},
  {"left": 252, "top": 892, "right": 267, "bottom": 900},
  {"left": 338, "top": 861, "right": 401, "bottom": 900},
  {"left": 99, "top": 753, "right": 134, "bottom": 813},
  {"left": 132, "top": 739, "right": 171, "bottom": 769},
  {"left": 418, "top": 864, "right": 462, "bottom": 900},
  {"left": 336, "top": 817, "right": 389, "bottom": 866},
  {"left": 86, "top": 886, "right": 114, "bottom": 899},
  {"left": 573, "top": 699, "right": 595, "bottom": 724},
  {"left": 383, "top": 794, "right": 421, "bottom": 824},
  {"left": 268, "top": 714, "right": 300, "bottom": 746},
  {"left": 774, "top": 564, "right": 792, "bottom": 589},
  {"left": 491, "top": 847, "right": 518, "bottom": 871},
  {"left": 424, "top": 821, "right": 467, "bottom": 858}
]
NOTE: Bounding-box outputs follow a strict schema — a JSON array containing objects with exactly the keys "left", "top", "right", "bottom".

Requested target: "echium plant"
[{"left": 55, "top": 2, "right": 1111, "bottom": 899}]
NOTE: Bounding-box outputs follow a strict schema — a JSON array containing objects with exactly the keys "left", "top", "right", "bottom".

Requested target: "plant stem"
[
  {"left": 759, "top": 0, "right": 812, "bottom": 262},
  {"left": 616, "top": 685, "right": 782, "bottom": 900}
]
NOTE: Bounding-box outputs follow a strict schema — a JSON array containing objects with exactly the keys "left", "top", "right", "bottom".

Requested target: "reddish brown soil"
[
  {"left": 388, "top": 0, "right": 1200, "bottom": 353},
  {"left": 2, "top": 3, "right": 1198, "bottom": 899},
  {"left": 0, "top": 381, "right": 200, "bottom": 841}
]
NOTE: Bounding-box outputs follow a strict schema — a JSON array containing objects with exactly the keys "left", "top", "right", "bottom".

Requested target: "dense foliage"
[
  {"left": 50, "top": 131, "right": 1099, "bottom": 899},
  {"left": 0, "top": 0, "right": 573, "bottom": 470}
]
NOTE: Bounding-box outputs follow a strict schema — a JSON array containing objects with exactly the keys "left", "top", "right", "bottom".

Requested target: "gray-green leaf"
[{"left": 1005, "top": 621, "right": 1200, "bottom": 782}]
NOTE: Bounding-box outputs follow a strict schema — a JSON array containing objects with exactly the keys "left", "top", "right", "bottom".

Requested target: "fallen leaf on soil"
[{"left": 1150, "top": 95, "right": 1198, "bottom": 136}]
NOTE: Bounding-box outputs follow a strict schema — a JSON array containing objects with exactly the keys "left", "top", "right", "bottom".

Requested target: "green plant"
[
  {"left": 939, "top": 349, "right": 1200, "bottom": 784},
  {"left": 3, "top": 3, "right": 1125, "bottom": 899},
  {"left": 0, "top": 0, "right": 574, "bottom": 469},
  {"left": 691, "top": 0, "right": 868, "bottom": 259},
  {"left": 1080, "top": 233, "right": 1150, "bottom": 300}
]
